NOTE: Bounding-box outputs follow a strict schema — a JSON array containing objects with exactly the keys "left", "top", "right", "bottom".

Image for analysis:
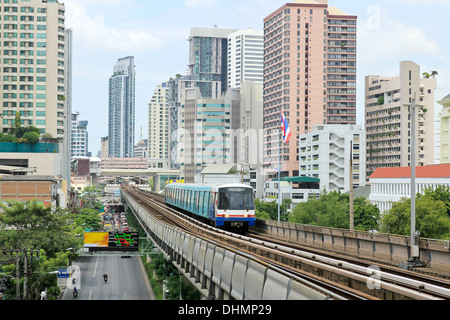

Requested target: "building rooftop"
[
  {"left": 201, "top": 164, "right": 237, "bottom": 174},
  {"left": 370, "top": 164, "right": 450, "bottom": 179},
  {"left": 328, "top": 7, "right": 348, "bottom": 16}
]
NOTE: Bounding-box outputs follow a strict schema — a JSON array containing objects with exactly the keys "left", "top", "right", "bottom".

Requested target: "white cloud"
[
  {"left": 359, "top": 13, "right": 442, "bottom": 63},
  {"left": 64, "top": 1, "right": 165, "bottom": 52}
]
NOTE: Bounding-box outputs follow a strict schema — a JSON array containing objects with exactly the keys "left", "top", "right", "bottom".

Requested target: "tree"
[
  {"left": 423, "top": 71, "right": 438, "bottom": 79},
  {"left": 380, "top": 195, "right": 450, "bottom": 239},
  {"left": 289, "top": 190, "right": 380, "bottom": 231},
  {"left": 0, "top": 201, "right": 79, "bottom": 258},
  {"left": 0, "top": 133, "right": 17, "bottom": 143},
  {"left": 420, "top": 185, "right": 450, "bottom": 218},
  {"left": 15, "top": 125, "right": 40, "bottom": 139},
  {"left": 255, "top": 198, "right": 290, "bottom": 221},
  {"left": 354, "top": 197, "right": 381, "bottom": 231},
  {"left": 73, "top": 208, "right": 103, "bottom": 231},
  {"left": 22, "top": 131, "right": 40, "bottom": 144},
  {"left": 290, "top": 190, "right": 350, "bottom": 229}
]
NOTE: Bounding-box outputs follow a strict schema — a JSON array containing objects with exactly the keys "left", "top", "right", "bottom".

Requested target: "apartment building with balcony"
[
  {"left": 71, "top": 112, "right": 89, "bottom": 157},
  {"left": 0, "top": 0, "right": 66, "bottom": 139},
  {"left": 299, "top": 124, "right": 365, "bottom": 193},
  {"left": 263, "top": 0, "right": 357, "bottom": 178},
  {"left": 148, "top": 81, "right": 169, "bottom": 168},
  {"left": 365, "top": 61, "right": 436, "bottom": 181},
  {"left": 438, "top": 94, "right": 450, "bottom": 163}
]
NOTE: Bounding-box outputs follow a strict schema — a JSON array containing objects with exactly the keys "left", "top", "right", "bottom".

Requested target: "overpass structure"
[
  {"left": 122, "top": 188, "right": 333, "bottom": 300},
  {"left": 101, "top": 169, "right": 180, "bottom": 193}
]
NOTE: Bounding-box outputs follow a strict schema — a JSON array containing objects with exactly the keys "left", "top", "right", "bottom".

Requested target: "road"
[{"left": 62, "top": 255, "right": 154, "bottom": 300}]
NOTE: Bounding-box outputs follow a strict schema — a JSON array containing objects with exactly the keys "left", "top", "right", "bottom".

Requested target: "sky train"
[{"left": 165, "top": 183, "right": 256, "bottom": 230}]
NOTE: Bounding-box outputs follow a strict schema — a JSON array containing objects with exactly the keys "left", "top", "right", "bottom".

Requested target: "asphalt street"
[{"left": 62, "top": 255, "right": 154, "bottom": 300}]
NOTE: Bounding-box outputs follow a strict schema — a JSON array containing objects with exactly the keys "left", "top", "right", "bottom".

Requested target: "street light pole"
[{"left": 410, "top": 98, "right": 417, "bottom": 262}]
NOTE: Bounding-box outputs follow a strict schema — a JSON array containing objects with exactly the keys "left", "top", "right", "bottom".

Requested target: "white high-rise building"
[
  {"left": 299, "top": 124, "right": 366, "bottom": 193},
  {"left": 227, "top": 28, "right": 264, "bottom": 88},
  {"left": 71, "top": 112, "right": 89, "bottom": 157},
  {"left": 365, "top": 61, "right": 436, "bottom": 181},
  {"left": 148, "top": 82, "right": 169, "bottom": 169}
]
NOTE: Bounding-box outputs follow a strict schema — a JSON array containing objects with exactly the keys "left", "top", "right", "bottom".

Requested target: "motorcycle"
[{"left": 73, "top": 289, "right": 78, "bottom": 298}]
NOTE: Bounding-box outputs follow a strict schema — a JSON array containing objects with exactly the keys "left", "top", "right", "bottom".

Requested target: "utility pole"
[
  {"left": 400, "top": 97, "right": 425, "bottom": 270},
  {"left": 410, "top": 98, "right": 417, "bottom": 262},
  {"left": 349, "top": 140, "right": 354, "bottom": 231}
]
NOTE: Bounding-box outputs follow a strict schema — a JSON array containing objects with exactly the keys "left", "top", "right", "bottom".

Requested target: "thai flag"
[{"left": 281, "top": 111, "right": 292, "bottom": 143}]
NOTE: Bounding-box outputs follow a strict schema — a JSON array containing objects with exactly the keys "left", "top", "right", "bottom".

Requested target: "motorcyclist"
[
  {"left": 73, "top": 287, "right": 78, "bottom": 298},
  {"left": 103, "top": 273, "right": 108, "bottom": 283}
]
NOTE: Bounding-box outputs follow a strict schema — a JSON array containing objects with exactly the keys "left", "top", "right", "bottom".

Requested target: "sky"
[{"left": 63, "top": 0, "right": 450, "bottom": 155}]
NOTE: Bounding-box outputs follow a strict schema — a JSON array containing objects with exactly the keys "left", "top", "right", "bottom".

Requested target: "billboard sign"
[
  {"left": 83, "top": 232, "right": 139, "bottom": 252},
  {"left": 109, "top": 232, "right": 139, "bottom": 251},
  {"left": 84, "top": 232, "right": 109, "bottom": 248}
]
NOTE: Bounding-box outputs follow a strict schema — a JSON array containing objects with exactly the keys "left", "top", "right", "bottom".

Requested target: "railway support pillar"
[{"left": 154, "top": 175, "right": 161, "bottom": 194}]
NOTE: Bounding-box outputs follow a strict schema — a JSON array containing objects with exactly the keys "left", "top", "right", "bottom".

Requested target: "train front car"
[{"left": 215, "top": 184, "right": 255, "bottom": 230}]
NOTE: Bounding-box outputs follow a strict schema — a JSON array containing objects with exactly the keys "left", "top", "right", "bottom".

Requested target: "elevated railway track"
[{"left": 123, "top": 186, "right": 450, "bottom": 300}]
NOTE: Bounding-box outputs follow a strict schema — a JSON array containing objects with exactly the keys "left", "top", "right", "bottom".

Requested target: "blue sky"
[{"left": 63, "top": 0, "right": 450, "bottom": 155}]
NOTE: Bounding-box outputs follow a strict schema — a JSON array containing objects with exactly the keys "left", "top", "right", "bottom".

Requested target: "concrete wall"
[{"left": 254, "top": 220, "right": 450, "bottom": 273}]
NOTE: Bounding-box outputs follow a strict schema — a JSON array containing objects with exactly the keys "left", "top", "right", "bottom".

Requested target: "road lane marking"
[{"left": 93, "top": 256, "right": 99, "bottom": 278}]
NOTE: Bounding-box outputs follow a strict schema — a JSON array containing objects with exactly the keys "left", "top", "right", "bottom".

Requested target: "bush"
[
  {"left": 0, "top": 134, "right": 17, "bottom": 143},
  {"left": 22, "top": 131, "right": 40, "bottom": 144}
]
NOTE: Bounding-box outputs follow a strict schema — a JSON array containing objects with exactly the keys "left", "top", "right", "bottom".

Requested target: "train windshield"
[{"left": 218, "top": 187, "right": 254, "bottom": 211}]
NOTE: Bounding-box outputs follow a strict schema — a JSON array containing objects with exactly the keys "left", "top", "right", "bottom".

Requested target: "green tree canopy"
[
  {"left": 255, "top": 198, "right": 290, "bottom": 221},
  {"left": 380, "top": 191, "right": 450, "bottom": 239},
  {"left": 0, "top": 201, "right": 79, "bottom": 258},
  {"left": 289, "top": 190, "right": 380, "bottom": 231}
]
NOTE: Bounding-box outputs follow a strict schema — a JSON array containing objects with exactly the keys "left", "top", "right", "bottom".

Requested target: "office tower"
[
  {"left": 0, "top": 0, "right": 66, "bottom": 138},
  {"left": 181, "top": 87, "right": 241, "bottom": 182},
  {"left": 365, "top": 61, "right": 436, "bottom": 180},
  {"left": 108, "top": 56, "right": 136, "bottom": 158},
  {"left": 148, "top": 81, "right": 169, "bottom": 169},
  {"left": 299, "top": 124, "right": 366, "bottom": 192},
  {"left": 263, "top": 0, "right": 357, "bottom": 178},
  {"left": 71, "top": 112, "right": 89, "bottom": 157},
  {"left": 227, "top": 29, "right": 264, "bottom": 88},
  {"left": 187, "top": 27, "right": 237, "bottom": 98},
  {"left": 438, "top": 94, "right": 450, "bottom": 164}
]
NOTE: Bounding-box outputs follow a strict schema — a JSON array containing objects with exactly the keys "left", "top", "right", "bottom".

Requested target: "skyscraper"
[
  {"left": 148, "top": 81, "right": 169, "bottom": 169},
  {"left": 0, "top": 0, "right": 67, "bottom": 139},
  {"left": 187, "top": 27, "right": 237, "bottom": 98},
  {"left": 227, "top": 29, "right": 264, "bottom": 88},
  {"left": 263, "top": 0, "right": 357, "bottom": 178},
  {"left": 108, "top": 56, "right": 136, "bottom": 158}
]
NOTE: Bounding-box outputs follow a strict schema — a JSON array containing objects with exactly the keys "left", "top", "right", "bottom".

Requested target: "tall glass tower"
[{"left": 108, "top": 56, "right": 136, "bottom": 158}]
